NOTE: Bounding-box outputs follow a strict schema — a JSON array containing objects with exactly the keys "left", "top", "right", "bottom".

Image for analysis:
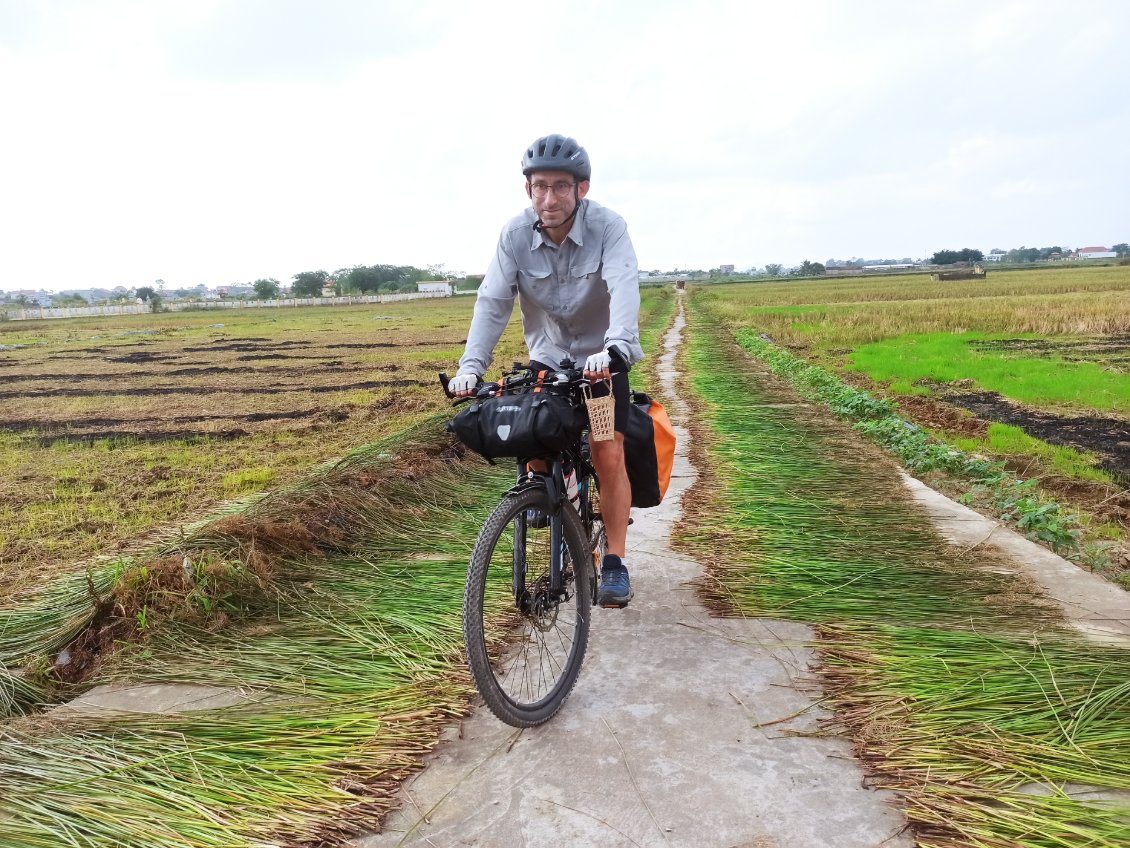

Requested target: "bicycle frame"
[{"left": 510, "top": 442, "right": 601, "bottom": 601}]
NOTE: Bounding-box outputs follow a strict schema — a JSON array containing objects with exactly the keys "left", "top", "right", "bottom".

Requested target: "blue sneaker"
[
  {"left": 525, "top": 509, "right": 550, "bottom": 529},
  {"left": 597, "top": 554, "right": 632, "bottom": 608}
]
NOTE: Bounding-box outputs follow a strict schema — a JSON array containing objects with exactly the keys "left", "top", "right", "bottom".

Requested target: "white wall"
[{"left": 0, "top": 292, "right": 451, "bottom": 321}]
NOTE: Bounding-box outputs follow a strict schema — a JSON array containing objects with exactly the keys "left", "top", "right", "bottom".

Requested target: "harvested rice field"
[
  {"left": 697, "top": 265, "right": 1130, "bottom": 586},
  {"left": 5, "top": 275, "right": 1130, "bottom": 847},
  {"left": 0, "top": 299, "right": 524, "bottom": 598},
  {"left": 0, "top": 290, "right": 677, "bottom": 847},
  {"left": 675, "top": 290, "right": 1130, "bottom": 847}
]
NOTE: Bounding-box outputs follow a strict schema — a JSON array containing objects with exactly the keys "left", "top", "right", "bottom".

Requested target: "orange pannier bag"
[{"left": 623, "top": 391, "right": 676, "bottom": 508}]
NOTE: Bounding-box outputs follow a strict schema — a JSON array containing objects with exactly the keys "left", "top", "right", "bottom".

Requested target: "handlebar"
[{"left": 438, "top": 352, "right": 629, "bottom": 405}]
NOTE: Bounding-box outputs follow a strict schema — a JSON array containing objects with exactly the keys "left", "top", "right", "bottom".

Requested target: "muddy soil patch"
[
  {"left": 327, "top": 342, "right": 410, "bottom": 349},
  {"left": 0, "top": 378, "right": 426, "bottom": 401},
  {"left": 1, "top": 409, "right": 332, "bottom": 434},
  {"left": 949, "top": 391, "right": 1130, "bottom": 482},
  {"left": 32, "top": 428, "right": 252, "bottom": 446},
  {"left": 6, "top": 362, "right": 356, "bottom": 382},
  {"left": 235, "top": 353, "right": 346, "bottom": 362},
  {"left": 181, "top": 338, "right": 303, "bottom": 352},
  {"left": 326, "top": 341, "right": 462, "bottom": 349},
  {"left": 105, "top": 351, "right": 182, "bottom": 364},
  {"left": 973, "top": 335, "right": 1130, "bottom": 364},
  {"left": 0, "top": 366, "right": 300, "bottom": 382},
  {"left": 896, "top": 396, "right": 989, "bottom": 439}
]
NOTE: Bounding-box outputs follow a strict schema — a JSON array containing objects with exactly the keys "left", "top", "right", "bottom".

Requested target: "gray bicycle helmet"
[{"left": 521, "top": 134, "right": 591, "bottom": 181}]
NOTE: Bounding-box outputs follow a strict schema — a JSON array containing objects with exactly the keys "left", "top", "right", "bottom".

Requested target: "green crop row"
[
  {"left": 730, "top": 328, "right": 1125, "bottom": 571},
  {"left": 677, "top": 295, "right": 1130, "bottom": 847}
]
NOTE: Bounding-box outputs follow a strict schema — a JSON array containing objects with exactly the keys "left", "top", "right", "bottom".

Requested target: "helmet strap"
[{"left": 533, "top": 194, "right": 583, "bottom": 234}]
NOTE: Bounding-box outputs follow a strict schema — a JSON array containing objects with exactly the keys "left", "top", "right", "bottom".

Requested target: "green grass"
[
  {"left": 221, "top": 467, "right": 275, "bottom": 496},
  {"left": 820, "top": 625, "right": 1130, "bottom": 848},
  {"left": 0, "top": 420, "right": 512, "bottom": 845},
  {"left": 678, "top": 293, "right": 1130, "bottom": 847},
  {"left": 634, "top": 286, "right": 676, "bottom": 396},
  {"left": 948, "top": 423, "right": 1114, "bottom": 484},
  {"left": 679, "top": 310, "right": 1055, "bottom": 629},
  {"left": 848, "top": 332, "right": 1130, "bottom": 415}
]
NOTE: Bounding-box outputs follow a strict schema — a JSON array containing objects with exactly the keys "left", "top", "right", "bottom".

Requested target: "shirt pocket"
[
  {"left": 517, "top": 266, "right": 553, "bottom": 307},
  {"left": 570, "top": 255, "right": 601, "bottom": 281}
]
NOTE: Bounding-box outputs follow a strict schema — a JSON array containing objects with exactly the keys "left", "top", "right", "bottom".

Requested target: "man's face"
[{"left": 526, "top": 169, "right": 590, "bottom": 229}]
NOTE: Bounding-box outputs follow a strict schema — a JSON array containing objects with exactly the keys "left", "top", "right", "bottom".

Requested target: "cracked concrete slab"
[
  {"left": 55, "top": 682, "right": 260, "bottom": 715},
  {"left": 902, "top": 473, "right": 1130, "bottom": 645}
]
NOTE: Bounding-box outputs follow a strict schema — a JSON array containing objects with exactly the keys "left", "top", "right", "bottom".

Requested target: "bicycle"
[{"left": 440, "top": 360, "right": 613, "bottom": 727}]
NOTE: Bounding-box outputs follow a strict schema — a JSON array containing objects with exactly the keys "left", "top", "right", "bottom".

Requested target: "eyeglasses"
[{"left": 528, "top": 181, "right": 576, "bottom": 198}]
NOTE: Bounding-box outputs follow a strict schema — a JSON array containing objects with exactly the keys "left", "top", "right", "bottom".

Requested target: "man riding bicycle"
[{"left": 448, "top": 133, "right": 642, "bottom": 608}]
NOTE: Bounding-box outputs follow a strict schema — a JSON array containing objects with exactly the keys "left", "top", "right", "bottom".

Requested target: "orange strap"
[{"left": 532, "top": 369, "right": 548, "bottom": 393}]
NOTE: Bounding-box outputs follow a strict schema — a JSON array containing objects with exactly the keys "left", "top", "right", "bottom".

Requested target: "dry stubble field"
[{"left": 0, "top": 298, "right": 524, "bottom": 599}]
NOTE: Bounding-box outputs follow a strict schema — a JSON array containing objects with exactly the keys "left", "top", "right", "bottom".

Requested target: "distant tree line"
[
  {"left": 289, "top": 265, "right": 444, "bottom": 298},
  {"left": 931, "top": 248, "right": 984, "bottom": 265}
]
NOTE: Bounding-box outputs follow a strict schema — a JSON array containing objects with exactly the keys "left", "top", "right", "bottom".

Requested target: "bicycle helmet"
[{"left": 521, "top": 134, "right": 591, "bottom": 181}]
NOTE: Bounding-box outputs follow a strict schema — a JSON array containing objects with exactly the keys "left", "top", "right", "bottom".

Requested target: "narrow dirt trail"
[{"left": 354, "top": 298, "right": 912, "bottom": 848}]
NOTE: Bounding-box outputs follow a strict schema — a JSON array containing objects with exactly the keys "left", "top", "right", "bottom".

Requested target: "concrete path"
[
  {"left": 902, "top": 474, "right": 1130, "bottom": 646},
  {"left": 353, "top": 301, "right": 913, "bottom": 848}
]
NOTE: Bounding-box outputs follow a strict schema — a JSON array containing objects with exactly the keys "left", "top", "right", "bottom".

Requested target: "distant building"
[
  {"left": 218, "top": 285, "right": 256, "bottom": 298},
  {"left": 417, "top": 282, "right": 453, "bottom": 296},
  {"left": 1075, "top": 246, "right": 1116, "bottom": 259},
  {"left": 719, "top": 264, "right": 735, "bottom": 275},
  {"left": 985, "top": 249, "right": 1007, "bottom": 262},
  {"left": 5, "top": 288, "right": 52, "bottom": 306}
]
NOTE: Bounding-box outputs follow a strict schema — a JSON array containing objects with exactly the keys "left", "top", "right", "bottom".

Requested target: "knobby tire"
[{"left": 463, "top": 487, "right": 592, "bottom": 727}]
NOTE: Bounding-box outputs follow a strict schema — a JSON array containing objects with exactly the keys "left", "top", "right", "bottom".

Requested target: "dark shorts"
[{"left": 530, "top": 360, "right": 630, "bottom": 434}]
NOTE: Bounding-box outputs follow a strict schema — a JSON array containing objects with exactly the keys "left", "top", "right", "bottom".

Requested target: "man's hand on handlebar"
[
  {"left": 448, "top": 373, "right": 480, "bottom": 398},
  {"left": 583, "top": 349, "right": 611, "bottom": 380},
  {"left": 583, "top": 345, "right": 628, "bottom": 381}
]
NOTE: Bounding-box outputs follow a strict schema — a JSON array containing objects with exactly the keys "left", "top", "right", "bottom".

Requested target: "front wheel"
[{"left": 463, "top": 487, "right": 592, "bottom": 727}]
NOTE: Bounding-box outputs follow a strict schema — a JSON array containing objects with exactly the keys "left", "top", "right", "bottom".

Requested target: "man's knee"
[{"left": 590, "top": 434, "right": 626, "bottom": 474}]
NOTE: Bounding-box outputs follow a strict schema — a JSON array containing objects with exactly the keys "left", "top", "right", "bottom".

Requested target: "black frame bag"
[{"left": 449, "top": 390, "right": 585, "bottom": 461}]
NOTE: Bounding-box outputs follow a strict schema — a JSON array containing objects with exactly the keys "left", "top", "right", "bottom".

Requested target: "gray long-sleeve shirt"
[{"left": 457, "top": 199, "right": 643, "bottom": 377}]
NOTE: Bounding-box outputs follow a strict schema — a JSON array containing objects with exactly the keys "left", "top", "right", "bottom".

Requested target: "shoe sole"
[{"left": 598, "top": 592, "right": 633, "bottom": 609}]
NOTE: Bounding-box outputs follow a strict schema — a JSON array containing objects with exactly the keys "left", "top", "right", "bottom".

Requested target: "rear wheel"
[{"left": 463, "top": 486, "right": 592, "bottom": 727}]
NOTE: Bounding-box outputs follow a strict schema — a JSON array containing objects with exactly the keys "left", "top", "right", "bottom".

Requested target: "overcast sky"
[{"left": 1, "top": 0, "right": 1127, "bottom": 291}]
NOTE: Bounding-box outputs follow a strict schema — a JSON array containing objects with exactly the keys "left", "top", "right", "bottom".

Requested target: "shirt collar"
[{"left": 530, "top": 200, "right": 587, "bottom": 251}]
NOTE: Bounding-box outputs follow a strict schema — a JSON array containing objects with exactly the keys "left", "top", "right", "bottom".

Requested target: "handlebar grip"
[
  {"left": 608, "top": 345, "right": 631, "bottom": 374},
  {"left": 438, "top": 373, "right": 453, "bottom": 399}
]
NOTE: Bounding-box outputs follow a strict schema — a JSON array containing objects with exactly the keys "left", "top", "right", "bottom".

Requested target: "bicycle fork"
[{"left": 512, "top": 459, "right": 570, "bottom": 610}]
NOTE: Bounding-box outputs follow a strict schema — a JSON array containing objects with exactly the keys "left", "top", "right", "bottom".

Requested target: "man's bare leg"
[{"left": 589, "top": 434, "right": 630, "bottom": 557}]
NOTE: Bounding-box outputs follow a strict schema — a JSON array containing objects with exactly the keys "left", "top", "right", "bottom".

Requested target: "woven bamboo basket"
[{"left": 584, "top": 382, "right": 616, "bottom": 442}]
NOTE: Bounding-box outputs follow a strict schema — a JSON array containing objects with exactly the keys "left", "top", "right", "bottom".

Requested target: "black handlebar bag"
[{"left": 449, "top": 391, "right": 585, "bottom": 461}]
